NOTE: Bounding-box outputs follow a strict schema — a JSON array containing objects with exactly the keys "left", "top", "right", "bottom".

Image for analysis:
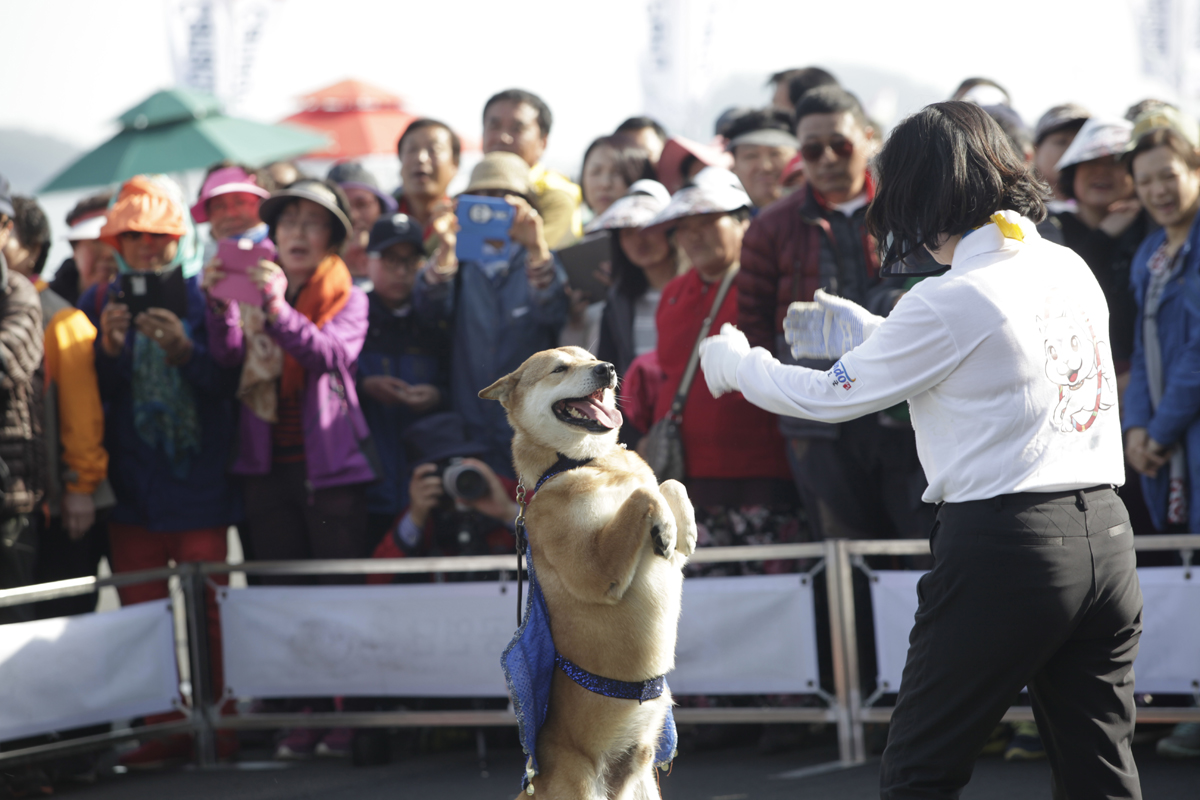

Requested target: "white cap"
[
  {"left": 1055, "top": 118, "right": 1133, "bottom": 171},
  {"left": 584, "top": 180, "right": 672, "bottom": 233},
  {"left": 66, "top": 215, "right": 106, "bottom": 242},
  {"left": 645, "top": 168, "right": 751, "bottom": 229}
]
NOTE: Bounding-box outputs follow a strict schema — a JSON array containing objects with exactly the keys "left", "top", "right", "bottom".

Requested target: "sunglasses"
[
  {"left": 800, "top": 137, "right": 855, "bottom": 162},
  {"left": 117, "top": 231, "right": 173, "bottom": 242}
]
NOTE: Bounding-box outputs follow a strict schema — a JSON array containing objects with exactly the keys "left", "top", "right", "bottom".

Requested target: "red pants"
[{"left": 108, "top": 523, "right": 229, "bottom": 713}]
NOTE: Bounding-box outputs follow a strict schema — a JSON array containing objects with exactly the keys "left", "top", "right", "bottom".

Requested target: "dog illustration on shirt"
[{"left": 1038, "top": 311, "right": 1114, "bottom": 433}]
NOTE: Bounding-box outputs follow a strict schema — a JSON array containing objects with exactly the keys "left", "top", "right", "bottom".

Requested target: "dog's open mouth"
[{"left": 553, "top": 387, "right": 623, "bottom": 432}]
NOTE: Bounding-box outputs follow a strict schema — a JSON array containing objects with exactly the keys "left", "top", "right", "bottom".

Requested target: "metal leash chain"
[{"left": 514, "top": 481, "right": 528, "bottom": 626}]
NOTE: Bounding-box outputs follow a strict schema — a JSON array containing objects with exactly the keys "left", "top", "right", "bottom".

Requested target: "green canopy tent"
[{"left": 41, "top": 88, "right": 329, "bottom": 192}]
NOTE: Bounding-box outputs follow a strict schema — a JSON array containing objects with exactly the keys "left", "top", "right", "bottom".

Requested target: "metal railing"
[
  {"left": 834, "top": 533, "right": 1200, "bottom": 763},
  {"left": 1, "top": 535, "right": 1197, "bottom": 769}
]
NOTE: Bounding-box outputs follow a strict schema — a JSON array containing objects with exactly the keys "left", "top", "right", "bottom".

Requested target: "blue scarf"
[{"left": 113, "top": 175, "right": 206, "bottom": 477}]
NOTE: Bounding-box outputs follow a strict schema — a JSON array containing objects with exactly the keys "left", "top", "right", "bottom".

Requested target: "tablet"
[{"left": 558, "top": 232, "right": 612, "bottom": 304}]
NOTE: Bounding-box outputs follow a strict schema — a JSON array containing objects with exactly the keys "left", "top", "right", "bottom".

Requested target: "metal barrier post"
[
  {"left": 835, "top": 539, "right": 866, "bottom": 763},
  {"left": 181, "top": 564, "right": 215, "bottom": 767},
  {"left": 824, "top": 539, "right": 863, "bottom": 764}
]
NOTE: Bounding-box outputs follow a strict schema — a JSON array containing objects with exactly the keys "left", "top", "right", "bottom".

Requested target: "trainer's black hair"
[
  {"left": 866, "top": 101, "right": 1048, "bottom": 269},
  {"left": 793, "top": 86, "right": 869, "bottom": 131},
  {"left": 724, "top": 108, "right": 795, "bottom": 150},
  {"left": 983, "top": 105, "right": 1034, "bottom": 160},
  {"left": 483, "top": 89, "right": 553, "bottom": 137},
  {"left": 398, "top": 118, "right": 462, "bottom": 166},
  {"left": 10, "top": 196, "right": 51, "bottom": 275},
  {"left": 786, "top": 67, "right": 840, "bottom": 108},
  {"left": 615, "top": 116, "right": 668, "bottom": 142}
]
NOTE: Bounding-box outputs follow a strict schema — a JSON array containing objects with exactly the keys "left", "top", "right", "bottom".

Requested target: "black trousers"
[
  {"left": 880, "top": 486, "right": 1142, "bottom": 800},
  {"left": 33, "top": 513, "right": 110, "bottom": 619}
]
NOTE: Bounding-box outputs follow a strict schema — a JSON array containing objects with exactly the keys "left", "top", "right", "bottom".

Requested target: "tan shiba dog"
[{"left": 480, "top": 346, "right": 697, "bottom": 800}]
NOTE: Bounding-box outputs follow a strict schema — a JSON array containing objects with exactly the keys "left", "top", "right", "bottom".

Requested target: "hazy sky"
[{"left": 4, "top": 0, "right": 1176, "bottom": 180}]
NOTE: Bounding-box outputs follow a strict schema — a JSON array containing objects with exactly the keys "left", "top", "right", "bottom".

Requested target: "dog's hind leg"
[{"left": 534, "top": 742, "right": 603, "bottom": 800}]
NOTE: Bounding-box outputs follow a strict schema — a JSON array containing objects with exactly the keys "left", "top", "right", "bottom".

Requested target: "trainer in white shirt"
[{"left": 703, "top": 209, "right": 1124, "bottom": 504}]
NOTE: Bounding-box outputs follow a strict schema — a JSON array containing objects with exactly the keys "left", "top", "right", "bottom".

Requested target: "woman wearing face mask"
[
  {"left": 701, "top": 102, "right": 1139, "bottom": 800},
  {"left": 82, "top": 174, "right": 240, "bottom": 767},
  {"left": 643, "top": 168, "right": 794, "bottom": 563}
]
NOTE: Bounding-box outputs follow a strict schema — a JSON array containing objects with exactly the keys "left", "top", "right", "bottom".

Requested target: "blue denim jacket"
[{"left": 412, "top": 244, "right": 568, "bottom": 477}]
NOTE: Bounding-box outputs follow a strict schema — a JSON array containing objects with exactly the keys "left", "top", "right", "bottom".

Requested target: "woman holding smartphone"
[
  {"left": 83, "top": 174, "right": 240, "bottom": 766},
  {"left": 700, "top": 103, "right": 1141, "bottom": 799}
]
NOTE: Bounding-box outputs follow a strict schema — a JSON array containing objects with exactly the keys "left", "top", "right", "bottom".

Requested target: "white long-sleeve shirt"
[{"left": 735, "top": 211, "right": 1124, "bottom": 504}]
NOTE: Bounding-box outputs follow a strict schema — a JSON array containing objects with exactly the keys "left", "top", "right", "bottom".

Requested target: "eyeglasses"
[
  {"left": 277, "top": 216, "right": 331, "bottom": 235},
  {"left": 800, "top": 137, "right": 855, "bottom": 162},
  {"left": 376, "top": 252, "right": 424, "bottom": 272},
  {"left": 117, "top": 231, "right": 173, "bottom": 242}
]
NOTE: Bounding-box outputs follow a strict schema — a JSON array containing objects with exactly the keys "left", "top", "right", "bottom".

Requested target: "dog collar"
[
  {"left": 555, "top": 652, "right": 666, "bottom": 704},
  {"left": 533, "top": 453, "right": 595, "bottom": 495}
]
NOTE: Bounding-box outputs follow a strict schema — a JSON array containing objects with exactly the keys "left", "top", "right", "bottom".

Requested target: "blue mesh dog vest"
[{"left": 501, "top": 456, "right": 677, "bottom": 795}]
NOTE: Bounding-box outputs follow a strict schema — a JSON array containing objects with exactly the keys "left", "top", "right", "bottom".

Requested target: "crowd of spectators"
[{"left": 4, "top": 73, "right": 1200, "bottom": 784}]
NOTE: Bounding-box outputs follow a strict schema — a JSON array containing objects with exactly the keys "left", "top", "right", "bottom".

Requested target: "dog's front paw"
[
  {"left": 649, "top": 503, "right": 677, "bottom": 559},
  {"left": 658, "top": 479, "right": 697, "bottom": 559}
]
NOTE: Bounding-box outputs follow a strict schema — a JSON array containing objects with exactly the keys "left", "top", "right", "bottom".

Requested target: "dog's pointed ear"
[{"left": 479, "top": 370, "right": 519, "bottom": 404}]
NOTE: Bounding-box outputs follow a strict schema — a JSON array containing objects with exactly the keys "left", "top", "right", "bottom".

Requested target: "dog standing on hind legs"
[{"left": 480, "top": 346, "right": 697, "bottom": 800}]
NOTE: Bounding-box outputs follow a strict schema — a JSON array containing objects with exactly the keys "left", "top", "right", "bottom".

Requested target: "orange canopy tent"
[{"left": 281, "top": 80, "right": 418, "bottom": 158}]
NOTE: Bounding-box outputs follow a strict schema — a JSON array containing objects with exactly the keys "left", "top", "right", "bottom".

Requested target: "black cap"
[
  {"left": 367, "top": 213, "right": 424, "bottom": 255},
  {"left": 403, "top": 413, "right": 488, "bottom": 465}
]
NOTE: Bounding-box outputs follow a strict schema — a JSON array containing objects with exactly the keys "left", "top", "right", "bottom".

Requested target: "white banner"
[
  {"left": 1136, "top": 0, "right": 1200, "bottom": 101},
  {"left": 219, "top": 573, "right": 821, "bottom": 699},
  {"left": 869, "top": 570, "right": 922, "bottom": 695},
  {"left": 640, "top": 0, "right": 721, "bottom": 139},
  {"left": 870, "top": 567, "right": 1200, "bottom": 696},
  {"left": 166, "top": 0, "right": 273, "bottom": 113},
  {"left": 0, "top": 600, "right": 180, "bottom": 742},
  {"left": 1135, "top": 567, "right": 1200, "bottom": 693},
  {"left": 673, "top": 573, "right": 820, "bottom": 694}
]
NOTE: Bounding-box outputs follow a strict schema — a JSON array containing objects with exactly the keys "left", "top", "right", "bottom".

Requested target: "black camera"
[{"left": 437, "top": 457, "right": 488, "bottom": 502}]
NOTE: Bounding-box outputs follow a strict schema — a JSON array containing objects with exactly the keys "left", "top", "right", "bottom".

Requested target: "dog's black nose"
[{"left": 593, "top": 362, "right": 615, "bottom": 380}]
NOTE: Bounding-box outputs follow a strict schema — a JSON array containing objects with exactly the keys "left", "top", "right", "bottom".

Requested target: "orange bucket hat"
[{"left": 99, "top": 175, "right": 188, "bottom": 250}]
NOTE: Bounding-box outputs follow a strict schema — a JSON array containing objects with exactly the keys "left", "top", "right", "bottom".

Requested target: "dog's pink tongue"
[{"left": 567, "top": 398, "right": 624, "bottom": 429}]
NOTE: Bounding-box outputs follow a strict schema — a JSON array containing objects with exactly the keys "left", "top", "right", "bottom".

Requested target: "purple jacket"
[{"left": 206, "top": 290, "right": 377, "bottom": 489}]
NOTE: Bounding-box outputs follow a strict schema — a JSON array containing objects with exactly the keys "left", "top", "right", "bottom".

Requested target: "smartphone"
[
  {"left": 558, "top": 232, "right": 612, "bottom": 304},
  {"left": 116, "top": 267, "right": 188, "bottom": 318},
  {"left": 212, "top": 237, "right": 277, "bottom": 305},
  {"left": 456, "top": 195, "right": 514, "bottom": 262}
]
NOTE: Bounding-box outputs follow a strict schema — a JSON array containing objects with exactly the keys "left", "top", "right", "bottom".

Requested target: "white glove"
[
  {"left": 699, "top": 323, "right": 751, "bottom": 398},
  {"left": 783, "top": 289, "right": 884, "bottom": 360}
]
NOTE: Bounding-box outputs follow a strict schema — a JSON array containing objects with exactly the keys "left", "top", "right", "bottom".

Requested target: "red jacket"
[
  {"left": 653, "top": 269, "right": 790, "bottom": 481},
  {"left": 736, "top": 181, "right": 882, "bottom": 352}
]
